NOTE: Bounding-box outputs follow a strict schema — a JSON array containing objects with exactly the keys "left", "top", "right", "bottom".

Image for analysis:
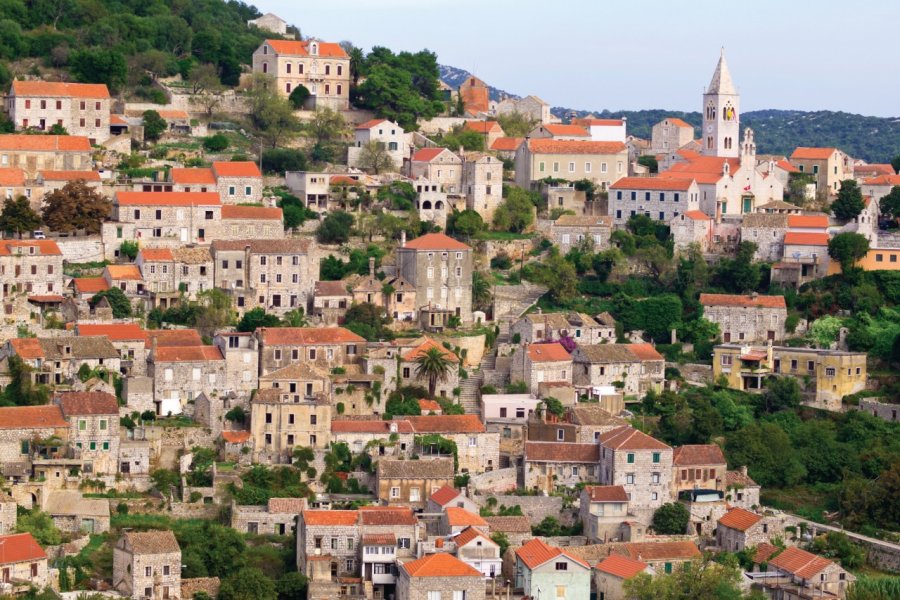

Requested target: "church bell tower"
[{"left": 702, "top": 48, "right": 740, "bottom": 158}]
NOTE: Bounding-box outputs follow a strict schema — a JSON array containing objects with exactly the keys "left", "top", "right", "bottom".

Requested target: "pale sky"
[{"left": 253, "top": 0, "right": 900, "bottom": 117}]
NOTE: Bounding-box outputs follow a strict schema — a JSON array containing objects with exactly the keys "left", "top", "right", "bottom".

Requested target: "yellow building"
[
  {"left": 250, "top": 388, "right": 332, "bottom": 464},
  {"left": 713, "top": 344, "right": 866, "bottom": 411},
  {"left": 827, "top": 247, "right": 900, "bottom": 275}
]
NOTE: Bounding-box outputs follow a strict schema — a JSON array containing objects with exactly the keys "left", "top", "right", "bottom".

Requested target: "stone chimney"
[
  {"left": 368, "top": 257, "right": 375, "bottom": 277},
  {"left": 151, "top": 335, "right": 158, "bottom": 358},
  {"left": 400, "top": 230, "right": 407, "bottom": 247},
  {"left": 740, "top": 465, "right": 748, "bottom": 476}
]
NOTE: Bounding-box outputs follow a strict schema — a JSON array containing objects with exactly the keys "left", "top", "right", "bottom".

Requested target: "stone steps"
[{"left": 458, "top": 371, "right": 482, "bottom": 414}]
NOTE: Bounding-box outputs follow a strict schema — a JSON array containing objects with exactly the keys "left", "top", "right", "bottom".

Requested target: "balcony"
[{"left": 371, "top": 572, "right": 396, "bottom": 585}]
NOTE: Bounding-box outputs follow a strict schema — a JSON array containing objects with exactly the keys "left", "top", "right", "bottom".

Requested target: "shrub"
[
  {"left": 203, "top": 134, "right": 229, "bottom": 152},
  {"left": 490, "top": 253, "right": 513, "bottom": 270},
  {"left": 261, "top": 148, "right": 307, "bottom": 174}
]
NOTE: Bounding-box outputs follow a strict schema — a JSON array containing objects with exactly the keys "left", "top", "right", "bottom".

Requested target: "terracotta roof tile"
[
  {"left": 717, "top": 507, "right": 762, "bottom": 532},
  {"left": 672, "top": 445, "right": 726, "bottom": 466},
  {"left": 600, "top": 426, "right": 670, "bottom": 451},
  {"left": 156, "top": 110, "right": 189, "bottom": 120},
  {"left": 12, "top": 81, "right": 109, "bottom": 98},
  {"left": 377, "top": 458, "right": 453, "bottom": 480},
  {"left": 405, "top": 415, "right": 485, "bottom": 434},
  {"left": 314, "top": 280, "right": 350, "bottom": 297},
  {"left": 0, "top": 134, "right": 91, "bottom": 152},
  {"left": 527, "top": 139, "right": 626, "bottom": 155},
  {"left": 776, "top": 159, "right": 800, "bottom": 173},
  {"left": 221, "top": 205, "right": 282, "bottom": 220},
  {"left": 453, "top": 526, "right": 495, "bottom": 548},
  {"left": 445, "top": 507, "right": 488, "bottom": 527},
  {"left": 726, "top": 469, "right": 758, "bottom": 488},
  {"left": 787, "top": 215, "right": 829, "bottom": 229},
  {"left": 663, "top": 118, "right": 693, "bottom": 128},
  {"left": 402, "top": 337, "right": 459, "bottom": 363},
  {"left": 361, "top": 533, "right": 395, "bottom": 545},
  {"left": 359, "top": 506, "right": 417, "bottom": 526},
  {"left": 258, "top": 327, "right": 364, "bottom": 345},
  {"left": 355, "top": 119, "right": 387, "bottom": 130},
  {"left": 0, "top": 405, "right": 66, "bottom": 429},
  {"left": 627, "top": 343, "right": 664, "bottom": 361},
  {"left": 39, "top": 170, "right": 101, "bottom": 181},
  {"left": 171, "top": 168, "right": 216, "bottom": 185},
  {"left": 265, "top": 39, "right": 348, "bottom": 58},
  {"left": 682, "top": 210, "right": 711, "bottom": 221},
  {"left": 515, "top": 538, "right": 590, "bottom": 570},
  {"left": 331, "top": 419, "right": 415, "bottom": 434},
  {"left": 221, "top": 431, "right": 251, "bottom": 444},
  {"left": 483, "top": 516, "right": 531, "bottom": 533},
  {"left": 0, "top": 533, "right": 47, "bottom": 564},
  {"left": 572, "top": 118, "right": 625, "bottom": 127},
  {"left": 862, "top": 174, "right": 900, "bottom": 186},
  {"left": 139, "top": 248, "right": 175, "bottom": 262},
  {"left": 0, "top": 167, "right": 25, "bottom": 186},
  {"left": 583, "top": 485, "right": 629, "bottom": 502},
  {"left": 611, "top": 177, "right": 695, "bottom": 191},
  {"left": 490, "top": 137, "right": 523, "bottom": 152},
  {"left": 145, "top": 329, "right": 203, "bottom": 349},
  {"left": 853, "top": 164, "right": 894, "bottom": 177},
  {"left": 402, "top": 232, "right": 470, "bottom": 251},
  {"left": 106, "top": 264, "right": 142, "bottom": 281},
  {"left": 526, "top": 442, "right": 599, "bottom": 463},
  {"left": 791, "top": 147, "right": 838, "bottom": 161},
  {"left": 753, "top": 542, "right": 779, "bottom": 564},
  {"left": 0, "top": 240, "right": 62, "bottom": 256},
  {"left": 411, "top": 147, "right": 455, "bottom": 163},
  {"left": 618, "top": 541, "right": 700, "bottom": 562},
  {"left": 9, "top": 337, "right": 44, "bottom": 358},
  {"left": 123, "top": 530, "right": 180, "bottom": 554},
  {"left": 429, "top": 485, "right": 461, "bottom": 507},
  {"left": 153, "top": 345, "right": 223, "bottom": 362},
  {"left": 700, "top": 294, "right": 786, "bottom": 309},
  {"left": 402, "top": 553, "right": 482, "bottom": 578},
  {"left": 784, "top": 232, "right": 829, "bottom": 246},
  {"left": 464, "top": 121, "right": 502, "bottom": 134},
  {"left": 56, "top": 391, "right": 118, "bottom": 416},
  {"left": 540, "top": 124, "right": 590, "bottom": 137},
  {"left": 768, "top": 546, "right": 834, "bottom": 579},
  {"left": 595, "top": 554, "right": 648, "bottom": 579},
  {"left": 303, "top": 510, "right": 358, "bottom": 527},
  {"left": 527, "top": 342, "right": 571, "bottom": 363},
  {"left": 213, "top": 161, "right": 262, "bottom": 178},
  {"left": 116, "top": 192, "right": 221, "bottom": 206},
  {"left": 553, "top": 214, "right": 612, "bottom": 228},
  {"left": 418, "top": 399, "right": 441, "bottom": 412},
  {"left": 73, "top": 277, "right": 109, "bottom": 294}
]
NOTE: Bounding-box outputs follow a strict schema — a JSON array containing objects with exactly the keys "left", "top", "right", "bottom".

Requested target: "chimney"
[
  {"left": 369, "top": 257, "right": 375, "bottom": 277},
  {"left": 151, "top": 335, "right": 158, "bottom": 358},
  {"left": 750, "top": 291, "right": 758, "bottom": 299},
  {"left": 741, "top": 465, "right": 748, "bottom": 476},
  {"left": 400, "top": 230, "right": 407, "bottom": 247}
]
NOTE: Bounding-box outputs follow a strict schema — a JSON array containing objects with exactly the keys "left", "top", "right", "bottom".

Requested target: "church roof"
[{"left": 707, "top": 49, "right": 737, "bottom": 95}]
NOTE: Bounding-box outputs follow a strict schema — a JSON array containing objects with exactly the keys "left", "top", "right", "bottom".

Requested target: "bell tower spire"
[{"left": 702, "top": 48, "right": 740, "bottom": 158}]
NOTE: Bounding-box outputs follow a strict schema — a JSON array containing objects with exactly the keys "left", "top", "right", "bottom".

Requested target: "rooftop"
[
  {"left": 672, "top": 444, "right": 726, "bottom": 466},
  {"left": 402, "top": 553, "right": 481, "bottom": 578},
  {"left": 527, "top": 139, "right": 627, "bottom": 155},
  {"left": 12, "top": 80, "right": 110, "bottom": 98},
  {"left": 618, "top": 541, "right": 700, "bottom": 562},
  {"left": 264, "top": 39, "right": 348, "bottom": 58},
  {"left": 610, "top": 177, "right": 695, "bottom": 191},
  {"left": 699, "top": 293, "right": 786, "bottom": 309},
  {"left": 784, "top": 232, "right": 829, "bottom": 246},
  {"left": 516, "top": 537, "right": 590, "bottom": 570},
  {"left": 257, "top": 326, "right": 364, "bottom": 345},
  {"left": 0, "top": 533, "right": 47, "bottom": 564},
  {"left": 212, "top": 161, "right": 262, "bottom": 178},
  {"left": 401, "top": 232, "right": 470, "bottom": 251},
  {"left": 445, "top": 507, "right": 488, "bottom": 528},
  {"left": 791, "top": 147, "right": 838, "bottom": 161},
  {"left": 527, "top": 342, "right": 571, "bottom": 363},
  {"left": 429, "top": 485, "right": 461, "bottom": 507},
  {"left": 595, "top": 554, "right": 649, "bottom": 579},
  {"left": 768, "top": 546, "right": 836, "bottom": 579},
  {"left": 56, "top": 391, "right": 118, "bottom": 416},
  {"left": 0, "top": 134, "right": 91, "bottom": 152},
  {"left": 525, "top": 441, "right": 600, "bottom": 463},
  {"left": 583, "top": 485, "right": 629, "bottom": 503},
  {"left": 303, "top": 510, "right": 358, "bottom": 527},
  {"left": 600, "top": 426, "right": 671, "bottom": 451},
  {"left": 116, "top": 191, "right": 221, "bottom": 206},
  {"left": 123, "top": 530, "right": 180, "bottom": 555},
  {"left": 377, "top": 457, "right": 454, "bottom": 480},
  {"left": 359, "top": 506, "right": 418, "bottom": 526},
  {"left": 717, "top": 507, "right": 763, "bottom": 532}
]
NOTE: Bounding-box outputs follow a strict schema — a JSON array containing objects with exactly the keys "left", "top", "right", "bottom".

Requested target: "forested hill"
[{"left": 440, "top": 65, "right": 900, "bottom": 163}]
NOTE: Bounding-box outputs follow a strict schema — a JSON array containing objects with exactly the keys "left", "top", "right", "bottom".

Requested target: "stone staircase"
[{"left": 458, "top": 370, "right": 483, "bottom": 414}]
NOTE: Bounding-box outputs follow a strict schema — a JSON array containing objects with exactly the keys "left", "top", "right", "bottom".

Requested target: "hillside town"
[{"left": 0, "top": 4, "right": 897, "bottom": 600}]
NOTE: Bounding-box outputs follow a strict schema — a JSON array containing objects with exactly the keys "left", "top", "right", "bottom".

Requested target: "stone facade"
[
  {"left": 0, "top": 134, "right": 92, "bottom": 178},
  {"left": 409, "top": 148, "right": 463, "bottom": 193},
  {"left": 571, "top": 343, "right": 664, "bottom": 398},
  {"left": 740, "top": 213, "right": 789, "bottom": 262},
  {"left": 463, "top": 153, "right": 503, "bottom": 224},
  {"left": 397, "top": 233, "right": 474, "bottom": 325},
  {"left": 716, "top": 508, "right": 778, "bottom": 552},
  {"left": 670, "top": 211, "right": 714, "bottom": 254},
  {"left": 375, "top": 458, "right": 454, "bottom": 509},
  {"left": 579, "top": 486, "right": 630, "bottom": 543},
  {"left": 524, "top": 441, "right": 600, "bottom": 493},
  {"left": 650, "top": 118, "right": 695, "bottom": 155},
  {"left": 256, "top": 327, "right": 365, "bottom": 375},
  {"left": 609, "top": 177, "right": 701, "bottom": 226},
  {"left": 0, "top": 240, "right": 65, "bottom": 301},
  {"left": 55, "top": 392, "right": 120, "bottom": 476},
  {"left": 549, "top": 214, "right": 613, "bottom": 253},
  {"left": 252, "top": 39, "right": 351, "bottom": 110},
  {"left": 296, "top": 510, "right": 360, "bottom": 577},
  {"left": 250, "top": 389, "right": 332, "bottom": 464},
  {"left": 231, "top": 497, "right": 306, "bottom": 536},
  {"left": 135, "top": 247, "right": 214, "bottom": 306},
  {"left": 348, "top": 119, "right": 407, "bottom": 171},
  {"left": 148, "top": 345, "right": 226, "bottom": 416},
  {"left": 113, "top": 530, "right": 182, "bottom": 600},
  {"left": 8, "top": 81, "right": 110, "bottom": 143},
  {"left": 599, "top": 427, "right": 673, "bottom": 517},
  {"left": 213, "top": 332, "right": 259, "bottom": 399},
  {"left": 790, "top": 147, "right": 851, "bottom": 198},
  {"left": 0, "top": 494, "right": 16, "bottom": 534},
  {"left": 396, "top": 569, "right": 485, "bottom": 600},
  {"left": 0, "top": 533, "right": 49, "bottom": 592},
  {"left": 700, "top": 293, "right": 787, "bottom": 344},
  {"left": 514, "top": 139, "right": 628, "bottom": 190},
  {"left": 859, "top": 399, "right": 900, "bottom": 423}
]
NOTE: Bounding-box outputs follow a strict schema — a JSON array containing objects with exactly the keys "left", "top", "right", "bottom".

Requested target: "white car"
[{"left": 32, "top": 230, "right": 46, "bottom": 239}]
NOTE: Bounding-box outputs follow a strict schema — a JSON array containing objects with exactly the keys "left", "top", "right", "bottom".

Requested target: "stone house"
[
  {"left": 790, "top": 147, "right": 851, "bottom": 198},
  {"left": 311, "top": 280, "right": 352, "bottom": 325},
  {"left": 524, "top": 441, "right": 600, "bottom": 493},
  {"left": 348, "top": 119, "right": 407, "bottom": 171},
  {"left": 527, "top": 405, "right": 628, "bottom": 444},
  {"left": 255, "top": 326, "right": 366, "bottom": 375},
  {"left": 740, "top": 213, "right": 789, "bottom": 262},
  {"left": 397, "top": 553, "right": 485, "bottom": 600},
  {"left": 250, "top": 388, "right": 332, "bottom": 464},
  {"left": 725, "top": 467, "right": 760, "bottom": 510},
  {"left": 391, "top": 337, "right": 460, "bottom": 398},
  {"left": 359, "top": 507, "right": 420, "bottom": 594},
  {"left": 489, "top": 136, "right": 523, "bottom": 159},
  {"left": 409, "top": 148, "right": 463, "bottom": 192},
  {"left": 71, "top": 323, "right": 140, "bottom": 377},
  {"left": 671, "top": 444, "right": 727, "bottom": 495},
  {"left": 397, "top": 233, "right": 474, "bottom": 326},
  {"left": 252, "top": 39, "right": 351, "bottom": 109},
  {"left": 777, "top": 231, "right": 830, "bottom": 285},
  {"left": 0, "top": 134, "right": 92, "bottom": 178},
  {"left": 594, "top": 554, "right": 653, "bottom": 600},
  {"left": 715, "top": 507, "right": 774, "bottom": 552},
  {"left": 3, "top": 336, "right": 120, "bottom": 386},
  {"left": 8, "top": 81, "right": 110, "bottom": 143},
  {"left": 511, "top": 311, "right": 609, "bottom": 346},
  {"left": 329, "top": 419, "right": 416, "bottom": 459},
  {"left": 376, "top": 457, "right": 454, "bottom": 509},
  {"left": 483, "top": 515, "right": 531, "bottom": 548},
  {"left": 764, "top": 546, "right": 855, "bottom": 598},
  {"left": 609, "top": 177, "right": 701, "bottom": 226},
  {"left": 511, "top": 342, "right": 572, "bottom": 395},
  {"left": 463, "top": 120, "right": 505, "bottom": 148},
  {"left": 459, "top": 75, "right": 490, "bottom": 116},
  {"left": 0, "top": 532, "right": 49, "bottom": 593},
  {"left": 210, "top": 161, "right": 263, "bottom": 204},
  {"left": 598, "top": 426, "right": 673, "bottom": 517},
  {"left": 135, "top": 247, "right": 214, "bottom": 307},
  {"left": 514, "top": 537, "right": 592, "bottom": 600},
  {"left": 453, "top": 526, "right": 502, "bottom": 579},
  {"left": 571, "top": 343, "right": 664, "bottom": 398},
  {"left": 54, "top": 391, "right": 119, "bottom": 476},
  {"left": 231, "top": 497, "right": 306, "bottom": 536},
  {"left": 612, "top": 541, "right": 700, "bottom": 575},
  {"left": 550, "top": 214, "right": 613, "bottom": 253},
  {"left": 258, "top": 361, "right": 331, "bottom": 395},
  {"left": 860, "top": 172, "right": 900, "bottom": 202},
  {"left": 670, "top": 210, "right": 714, "bottom": 254},
  {"left": 0, "top": 167, "right": 29, "bottom": 206},
  {"left": 650, "top": 117, "right": 695, "bottom": 155},
  {"left": 351, "top": 260, "right": 418, "bottom": 321},
  {"left": 113, "top": 530, "right": 181, "bottom": 600},
  {"left": 212, "top": 331, "right": 259, "bottom": 399},
  {"left": 148, "top": 343, "right": 226, "bottom": 416},
  {"left": 405, "top": 415, "right": 499, "bottom": 474},
  {"left": 0, "top": 240, "right": 64, "bottom": 301},
  {"left": 219, "top": 430, "right": 252, "bottom": 464},
  {"left": 700, "top": 293, "right": 787, "bottom": 343},
  {"left": 44, "top": 489, "right": 110, "bottom": 534},
  {"left": 494, "top": 94, "right": 551, "bottom": 123},
  {"left": 103, "top": 264, "right": 144, "bottom": 297},
  {"left": 296, "top": 510, "right": 360, "bottom": 577},
  {"left": 425, "top": 485, "right": 479, "bottom": 514},
  {"left": 108, "top": 191, "right": 222, "bottom": 251},
  {"left": 463, "top": 153, "right": 503, "bottom": 224},
  {"left": 0, "top": 493, "right": 15, "bottom": 535},
  {"left": 859, "top": 398, "right": 900, "bottom": 423},
  {"left": 579, "top": 485, "right": 630, "bottom": 543},
  {"left": 284, "top": 171, "right": 330, "bottom": 210},
  {"left": 514, "top": 139, "right": 628, "bottom": 190}
]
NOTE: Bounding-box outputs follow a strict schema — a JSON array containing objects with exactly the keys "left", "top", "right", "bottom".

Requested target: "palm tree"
[{"left": 414, "top": 347, "right": 454, "bottom": 398}]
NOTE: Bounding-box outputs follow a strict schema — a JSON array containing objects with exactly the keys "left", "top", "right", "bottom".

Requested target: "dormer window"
[{"left": 310, "top": 42, "right": 318, "bottom": 56}]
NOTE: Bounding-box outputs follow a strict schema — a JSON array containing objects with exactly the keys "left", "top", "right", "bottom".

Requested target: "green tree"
[
  {"left": 119, "top": 240, "right": 139, "bottom": 260},
  {"left": 142, "top": 110, "right": 167, "bottom": 142},
  {"left": 245, "top": 73, "right": 302, "bottom": 148},
  {"left": 713, "top": 241, "right": 761, "bottom": 293},
  {"left": 357, "top": 140, "right": 395, "bottom": 174},
  {"left": 440, "top": 127, "right": 485, "bottom": 152},
  {"left": 651, "top": 502, "right": 690, "bottom": 534},
  {"left": 276, "top": 571, "right": 309, "bottom": 600},
  {"left": 236, "top": 308, "right": 281, "bottom": 332},
  {"left": 532, "top": 516, "right": 562, "bottom": 537},
  {"left": 287, "top": 84, "right": 311, "bottom": 110},
  {"left": 70, "top": 47, "right": 127, "bottom": 91},
  {"left": 624, "top": 555, "right": 750, "bottom": 600},
  {"left": 317, "top": 210, "right": 354, "bottom": 244},
  {"left": 0, "top": 196, "right": 41, "bottom": 237},
  {"left": 218, "top": 567, "right": 277, "bottom": 600},
  {"left": 203, "top": 134, "right": 229, "bottom": 152},
  {"left": 344, "top": 302, "right": 393, "bottom": 341},
  {"left": 761, "top": 377, "right": 801, "bottom": 413},
  {"left": 2, "top": 354, "right": 49, "bottom": 406},
  {"left": 472, "top": 271, "right": 492, "bottom": 312},
  {"left": 302, "top": 107, "right": 349, "bottom": 145},
  {"left": 724, "top": 422, "right": 806, "bottom": 488},
  {"left": 892, "top": 154, "right": 900, "bottom": 174},
  {"left": 495, "top": 111, "right": 536, "bottom": 137},
  {"left": 493, "top": 187, "right": 535, "bottom": 233},
  {"left": 281, "top": 309, "right": 308, "bottom": 327},
  {"left": 90, "top": 287, "right": 132, "bottom": 318},
  {"left": 414, "top": 346, "right": 455, "bottom": 398},
  {"left": 261, "top": 148, "right": 307, "bottom": 174},
  {"left": 15, "top": 510, "right": 62, "bottom": 546},
  {"left": 41, "top": 180, "right": 111, "bottom": 234},
  {"left": 490, "top": 532, "right": 510, "bottom": 556},
  {"left": 832, "top": 179, "right": 865, "bottom": 221},
  {"left": 354, "top": 48, "right": 445, "bottom": 130},
  {"left": 637, "top": 155, "right": 659, "bottom": 173},
  {"left": 880, "top": 186, "right": 900, "bottom": 221},
  {"left": 526, "top": 251, "right": 578, "bottom": 305},
  {"left": 446, "top": 209, "right": 484, "bottom": 238},
  {"left": 828, "top": 232, "right": 870, "bottom": 273}
]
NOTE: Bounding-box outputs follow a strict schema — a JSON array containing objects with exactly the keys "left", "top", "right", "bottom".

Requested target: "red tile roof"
[
  {"left": 12, "top": 80, "right": 109, "bottom": 98},
  {"left": 600, "top": 426, "right": 671, "bottom": 451},
  {"left": 717, "top": 507, "right": 762, "bottom": 532},
  {"left": 0, "top": 405, "right": 67, "bottom": 429},
  {"left": 116, "top": 192, "right": 221, "bottom": 206},
  {"left": 516, "top": 537, "right": 590, "bottom": 570},
  {"left": 595, "top": 554, "right": 648, "bottom": 579},
  {"left": 854, "top": 164, "right": 894, "bottom": 177},
  {"left": 0, "top": 240, "right": 62, "bottom": 256},
  {"left": 221, "top": 205, "right": 282, "bottom": 220},
  {"left": 402, "top": 553, "right": 482, "bottom": 578},
  {"left": 140, "top": 248, "right": 175, "bottom": 262},
  {"left": 861, "top": 174, "right": 900, "bottom": 186},
  {"left": 572, "top": 118, "right": 625, "bottom": 127},
  {"left": 411, "top": 147, "right": 452, "bottom": 162},
  {"left": 527, "top": 342, "right": 571, "bottom": 363},
  {"left": 355, "top": 119, "right": 387, "bottom": 130},
  {"left": 0, "top": 167, "right": 26, "bottom": 186},
  {"left": 768, "top": 546, "right": 835, "bottom": 579},
  {"left": 527, "top": 139, "right": 627, "bottom": 155},
  {"left": 156, "top": 110, "right": 189, "bottom": 120},
  {"left": 429, "top": 485, "right": 461, "bottom": 507},
  {"left": 359, "top": 506, "right": 417, "bottom": 526},
  {"left": 401, "top": 337, "right": 459, "bottom": 363},
  {"left": 213, "top": 161, "right": 262, "bottom": 178},
  {"left": 0, "top": 134, "right": 91, "bottom": 152},
  {"left": 265, "top": 39, "right": 348, "bottom": 58},
  {"left": 56, "top": 391, "right": 118, "bottom": 416},
  {"left": 171, "top": 168, "right": 216, "bottom": 185},
  {"left": 258, "top": 327, "right": 365, "bottom": 345},
  {"left": 73, "top": 277, "right": 110, "bottom": 294},
  {"left": 418, "top": 399, "right": 442, "bottom": 412},
  {"left": 787, "top": 215, "right": 829, "bottom": 229},
  {"left": 753, "top": 542, "right": 779, "bottom": 564},
  {"left": 791, "top": 147, "right": 837, "bottom": 161},
  {"left": 776, "top": 159, "right": 800, "bottom": 173},
  {"left": 361, "top": 533, "right": 395, "bottom": 545},
  {"left": 404, "top": 415, "right": 485, "bottom": 434},
  {"left": 664, "top": 118, "right": 693, "bottom": 128},
  {"left": 464, "top": 121, "right": 502, "bottom": 134},
  {"left": 619, "top": 541, "right": 700, "bottom": 562},
  {"left": 331, "top": 419, "right": 415, "bottom": 434},
  {"left": 540, "top": 124, "right": 590, "bottom": 137},
  {"left": 303, "top": 510, "right": 359, "bottom": 526},
  {"left": 784, "top": 232, "right": 829, "bottom": 246},
  {"left": 627, "top": 343, "right": 664, "bottom": 361},
  {"left": 9, "top": 337, "right": 44, "bottom": 359},
  {"left": 583, "top": 485, "right": 629, "bottom": 502},
  {"left": 699, "top": 294, "right": 786, "bottom": 309},
  {"left": 267, "top": 497, "right": 306, "bottom": 513},
  {"left": 153, "top": 345, "right": 223, "bottom": 362},
  {"left": 39, "top": 170, "right": 101, "bottom": 181},
  {"left": 221, "top": 431, "right": 251, "bottom": 443},
  {"left": 490, "top": 137, "right": 524, "bottom": 152},
  {"left": 445, "top": 507, "right": 488, "bottom": 527},
  {"left": 672, "top": 444, "right": 726, "bottom": 466},
  {"left": 145, "top": 329, "right": 204, "bottom": 348},
  {"left": 525, "top": 441, "right": 599, "bottom": 463},
  {"left": 402, "top": 232, "right": 470, "bottom": 251},
  {"left": 682, "top": 210, "right": 711, "bottom": 221},
  {"left": 453, "top": 526, "right": 494, "bottom": 548},
  {"left": 610, "top": 177, "right": 694, "bottom": 191},
  {"left": 106, "top": 264, "right": 142, "bottom": 281},
  {"left": 0, "top": 533, "right": 47, "bottom": 564}
]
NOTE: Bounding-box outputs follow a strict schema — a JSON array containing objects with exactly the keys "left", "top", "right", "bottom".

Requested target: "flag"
[{"left": 743, "top": 184, "right": 751, "bottom": 191}]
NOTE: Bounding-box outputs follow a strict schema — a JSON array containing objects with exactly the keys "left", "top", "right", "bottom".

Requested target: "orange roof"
[
  {"left": 453, "top": 526, "right": 494, "bottom": 548},
  {"left": 110, "top": 114, "right": 127, "bottom": 126},
  {"left": 595, "top": 554, "right": 648, "bottom": 579},
  {"left": 359, "top": 506, "right": 417, "bottom": 526},
  {"left": 265, "top": 39, "right": 348, "bottom": 58},
  {"left": 699, "top": 293, "right": 786, "bottom": 309},
  {"left": 600, "top": 426, "right": 670, "bottom": 451},
  {"left": 787, "top": 215, "right": 828, "bottom": 229},
  {"left": 411, "top": 147, "right": 453, "bottom": 162},
  {"left": 665, "top": 118, "right": 693, "bottom": 128},
  {"left": 791, "top": 147, "right": 837, "bottom": 161},
  {"left": 153, "top": 346, "right": 223, "bottom": 362},
  {"left": 527, "top": 342, "right": 571, "bottom": 363},
  {"left": 171, "top": 168, "right": 216, "bottom": 185},
  {"left": 0, "top": 240, "right": 62, "bottom": 256},
  {"left": 445, "top": 507, "right": 488, "bottom": 527},
  {"left": 627, "top": 343, "right": 664, "bottom": 361},
  {"left": 583, "top": 485, "right": 629, "bottom": 502},
  {"left": 39, "top": 170, "right": 101, "bottom": 181},
  {"left": 527, "top": 139, "right": 626, "bottom": 155},
  {"left": 402, "top": 232, "right": 470, "bottom": 251},
  {"left": 490, "top": 137, "right": 524, "bottom": 151},
  {"left": 355, "top": 119, "right": 387, "bottom": 130},
  {"left": 73, "top": 277, "right": 109, "bottom": 294},
  {"left": 665, "top": 155, "right": 740, "bottom": 175},
  {"left": 0, "top": 167, "right": 25, "bottom": 186},
  {"left": 768, "top": 546, "right": 835, "bottom": 579},
  {"left": 56, "top": 391, "right": 118, "bottom": 416},
  {"left": 303, "top": 510, "right": 358, "bottom": 526},
  {"left": 753, "top": 542, "right": 779, "bottom": 564},
  {"left": 116, "top": 192, "right": 221, "bottom": 206},
  {"left": 619, "top": 541, "right": 700, "bottom": 562},
  {"left": 610, "top": 177, "right": 694, "bottom": 191},
  {"left": 330, "top": 419, "right": 415, "bottom": 434},
  {"left": 572, "top": 118, "right": 625, "bottom": 127},
  {"left": 402, "top": 338, "right": 459, "bottom": 363},
  {"left": 330, "top": 175, "right": 359, "bottom": 185},
  {"left": 672, "top": 444, "right": 726, "bottom": 466},
  {"left": 429, "top": 485, "right": 461, "bottom": 507},
  {"left": 258, "top": 327, "right": 365, "bottom": 345},
  {"left": 541, "top": 124, "right": 590, "bottom": 137},
  {"left": 0, "top": 134, "right": 90, "bottom": 152},
  {"left": 221, "top": 205, "right": 282, "bottom": 220},
  {"left": 0, "top": 405, "right": 67, "bottom": 429},
  {"left": 145, "top": 329, "right": 204, "bottom": 349},
  {"left": 0, "top": 532, "right": 47, "bottom": 564},
  {"left": 718, "top": 507, "right": 762, "bottom": 532},
  {"left": 418, "top": 399, "right": 442, "bottom": 412},
  {"left": 464, "top": 121, "right": 502, "bottom": 134},
  {"left": 106, "top": 264, "right": 142, "bottom": 281},
  {"left": 213, "top": 161, "right": 262, "bottom": 178},
  {"left": 660, "top": 170, "right": 722, "bottom": 185},
  {"left": 854, "top": 164, "right": 894, "bottom": 176},
  {"left": 9, "top": 337, "right": 43, "bottom": 358},
  {"left": 405, "top": 415, "right": 485, "bottom": 434},
  {"left": 156, "top": 110, "right": 189, "bottom": 120},
  {"left": 862, "top": 174, "right": 900, "bottom": 186},
  {"left": 515, "top": 538, "right": 590, "bottom": 570},
  {"left": 77, "top": 323, "right": 145, "bottom": 342},
  {"left": 221, "top": 431, "right": 251, "bottom": 443},
  {"left": 402, "top": 553, "right": 481, "bottom": 578},
  {"left": 682, "top": 210, "right": 711, "bottom": 221},
  {"left": 140, "top": 248, "right": 175, "bottom": 262},
  {"left": 784, "top": 232, "right": 828, "bottom": 246},
  {"left": 12, "top": 80, "right": 109, "bottom": 98},
  {"left": 775, "top": 159, "right": 799, "bottom": 173}
]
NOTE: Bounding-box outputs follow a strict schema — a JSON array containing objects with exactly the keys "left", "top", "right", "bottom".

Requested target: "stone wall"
[
  {"left": 670, "top": 362, "right": 713, "bottom": 386},
  {"left": 468, "top": 467, "right": 518, "bottom": 494},
  {"left": 56, "top": 236, "right": 105, "bottom": 263},
  {"left": 474, "top": 494, "right": 573, "bottom": 526}
]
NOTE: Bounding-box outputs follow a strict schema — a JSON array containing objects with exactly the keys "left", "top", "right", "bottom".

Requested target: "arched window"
[
  {"left": 435, "top": 201, "right": 444, "bottom": 210},
  {"left": 422, "top": 200, "right": 432, "bottom": 209},
  {"left": 310, "top": 42, "right": 318, "bottom": 56},
  {"left": 707, "top": 136, "right": 713, "bottom": 149}
]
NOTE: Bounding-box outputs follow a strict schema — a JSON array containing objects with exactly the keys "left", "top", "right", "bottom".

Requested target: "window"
[
  {"left": 627, "top": 453, "right": 635, "bottom": 464},
  {"left": 651, "top": 472, "right": 660, "bottom": 483},
  {"left": 626, "top": 473, "right": 635, "bottom": 484},
  {"left": 145, "top": 567, "right": 152, "bottom": 577},
  {"left": 651, "top": 492, "right": 658, "bottom": 501},
  {"left": 228, "top": 186, "right": 236, "bottom": 196},
  {"left": 163, "top": 565, "right": 170, "bottom": 576},
  {"left": 309, "top": 348, "right": 317, "bottom": 360},
  {"left": 652, "top": 452, "right": 660, "bottom": 463},
  {"left": 245, "top": 186, "right": 252, "bottom": 196},
  {"left": 555, "top": 562, "right": 568, "bottom": 571},
  {"left": 427, "top": 593, "right": 441, "bottom": 600},
  {"left": 807, "top": 360, "right": 815, "bottom": 372},
  {"left": 390, "top": 487, "right": 400, "bottom": 498},
  {"left": 826, "top": 367, "right": 835, "bottom": 377},
  {"left": 468, "top": 436, "right": 477, "bottom": 447},
  {"left": 398, "top": 537, "right": 411, "bottom": 549},
  {"left": 516, "top": 407, "right": 525, "bottom": 418},
  {"left": 571, "top": 466, "right": 579, "bottom": 476},
  {"left": 79, "top": 420, "right": 87, "bottom": 431},
  {"left": 557, "top": 429, "right": 564, "bottom": 441}
]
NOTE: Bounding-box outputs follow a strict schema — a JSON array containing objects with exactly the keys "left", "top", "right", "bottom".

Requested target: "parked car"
[{"left": 32, "top": 230, "right": 46, "bottom": 239}]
